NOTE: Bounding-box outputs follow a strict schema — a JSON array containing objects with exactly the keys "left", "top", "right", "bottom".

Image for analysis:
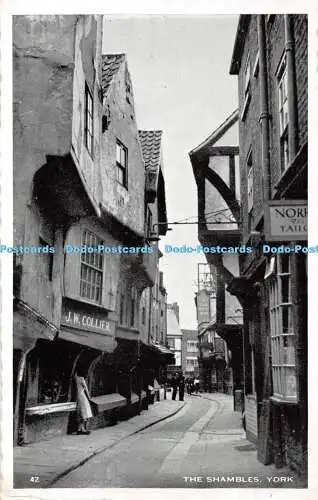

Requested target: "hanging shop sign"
[{"left": 265, "top": 200, "right": 307, "bottom": 241}]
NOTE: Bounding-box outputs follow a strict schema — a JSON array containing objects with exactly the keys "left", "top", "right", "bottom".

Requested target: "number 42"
[{"left": 30, "top": 476, "right": 40, "bottom": 483}]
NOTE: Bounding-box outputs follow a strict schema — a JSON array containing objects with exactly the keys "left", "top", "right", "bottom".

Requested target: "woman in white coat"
[{"left": 74, "top": 371, "right": 93, "bottom": 434}]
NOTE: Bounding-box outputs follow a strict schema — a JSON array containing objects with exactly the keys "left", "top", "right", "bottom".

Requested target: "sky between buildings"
[{"left": 103, "top": 15, "right": 239, "bottom": 329}]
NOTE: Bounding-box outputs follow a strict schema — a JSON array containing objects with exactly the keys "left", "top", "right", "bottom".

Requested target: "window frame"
[
  {"left": 277, "top": 53, "right": 289, "bottom": 172},
  {"left": 187, "top": 340, "right": 198, "bottom": 353},
  {"left": 80, "top": 230, "right": 104, "bottom": 304},
  {"left": 266, "top": 255, "right": 298, "bottom": 402},
  {"left": 244, "top": 53, "right": 251, "bottom": 97},
  {"left": 84, "top": 83, "right": 94, "bottom": 158},
  {"left": 241, "top": 53, "right": 251, "bottom": 121},
  {"left": 246, "top": 149, "right": 254, "bottom": 213},
  {"left": 116, "top": 139, "right": 128, "bottom": 188}
]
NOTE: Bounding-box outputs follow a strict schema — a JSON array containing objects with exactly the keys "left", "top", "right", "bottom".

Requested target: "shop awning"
[
  {"left": 151, "top": 343, "right": 175, "bottom": 356},
  {"left": 149, "top": 343, "right": 175, "bottom": 365},
  {"left": 59, "top": 327, "right": 117, "bottom": 353},
  {"left": 114, "top": 338, "right": 175, "bottom": 367}
]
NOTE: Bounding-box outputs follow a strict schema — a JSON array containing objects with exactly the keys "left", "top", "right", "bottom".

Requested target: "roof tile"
[
  {"left": 138, "top": 130, "right": 162, "bottom": 172},
  {"left": 101, "top": 54, "right": 125, "bottom": 95}
]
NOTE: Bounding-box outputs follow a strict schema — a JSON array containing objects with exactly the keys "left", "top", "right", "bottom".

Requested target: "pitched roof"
[
  {"left": 229, "top": 15, "right": 251, "bottom": 75},
  {"left": 138, "top": 130, "right": 162, "bottom": 173},
  {"left": 101, "top": 54, "right": 125, "bottom": 95},
  {"left": 189, "top": 109, "right": 239, "bottom": 159}
]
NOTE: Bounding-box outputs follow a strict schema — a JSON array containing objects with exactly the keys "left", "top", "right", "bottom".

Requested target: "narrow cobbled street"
[{"left": 53, "top": 394, "right": 304, "bottom": 489}]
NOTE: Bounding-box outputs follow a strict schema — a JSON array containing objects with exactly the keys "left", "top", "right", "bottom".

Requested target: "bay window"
[{"left": 267, "top": 255, "right": 297, "bottom": 401}]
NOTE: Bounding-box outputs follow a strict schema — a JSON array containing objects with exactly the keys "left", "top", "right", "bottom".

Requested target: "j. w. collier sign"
[
  {"left": 61, "top": 298, "right": 114, "bottom": 336},
  {"left": 265, "top": 200, "right": 307, "bottom": 241}
]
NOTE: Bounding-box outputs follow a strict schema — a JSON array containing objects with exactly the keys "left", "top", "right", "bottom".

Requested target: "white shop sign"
[{"left": 265, "top": 200, "right": 307, "bottom": 241}]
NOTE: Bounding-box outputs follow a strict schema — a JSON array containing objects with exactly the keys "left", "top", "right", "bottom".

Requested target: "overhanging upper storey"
[
  {"left": 189, "top": 109, "right": 240, "bottom": 236},
  {"left": 139, "top": 130, "right": 168, "bottom": 236},
  {"left": 189, "top": 110, "right": 241, "bottom": 289},
  {"left": 229, "top": 15, "right": 251, "bottom": 75}
]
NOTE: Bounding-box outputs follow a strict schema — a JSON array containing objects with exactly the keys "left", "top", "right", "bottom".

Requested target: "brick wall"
[
  {"left": 267, "top": 15, "right": 287, "bottom": 191},
  {"left": 237, "top": 16, "right": 262, "bottom": 243},
  {"left": 237, "top": 15, "right": 307, "bottom": 275},
  {"left": 293, "top": 15, "right": 308, "bottom": 148}
]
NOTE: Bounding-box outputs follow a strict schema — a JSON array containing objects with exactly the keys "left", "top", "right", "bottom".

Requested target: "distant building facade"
[
  {"left": 190, "top": 111, "right": 243, "bottom": 402},
  {"left": 166, "top": 303, "right": 182, "bottom": 372},
  {"left": 181, "top": 329, "right": 199, "bottom": 377},
  {"left": 194, "top": 264, "right": 234, "bottom": 394}
]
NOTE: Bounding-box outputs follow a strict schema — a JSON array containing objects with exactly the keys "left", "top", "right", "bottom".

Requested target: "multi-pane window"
[
  {"left": 187, "top": 341, "right": 198, "bottom": 353},
  {"left": 186, "top": 358, "right": 198, "bottom": 369},
  {"left": 80, "top": 231, "right": 104, "bottom": 303},
  {"left": 116, "top": 140, "right": 128, "bottom": 188},
  {"left": 84, "top": 83, "right": 94, "bottom": 157},
  {"left": 168, "top": 338, "right": 175, "bottom": 350},
  {"left": 247, "top": 150, "right": 253, "bottom": 213},
  {"left": 267, "top": 255, "right": 297, "bottom": 401},
  {"left": 277, "top": 54, "right": 289, "bottom": 171},
  {"left": 175, "top": 338, "right": 182, "bottom": 350}
]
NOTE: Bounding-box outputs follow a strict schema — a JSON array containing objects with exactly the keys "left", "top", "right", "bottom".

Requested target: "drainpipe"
[
  {"left": 147, "top": 287, "right": 152, "bottom": 344},
  {"left": 14, "top": 352, "right": 28, "bottom": 444},
  {"left": 284, "top": 14, "right": 298, "bottom": 159},
  {"left": 257, "top": 15, "right": 271, "bottom": 203}
]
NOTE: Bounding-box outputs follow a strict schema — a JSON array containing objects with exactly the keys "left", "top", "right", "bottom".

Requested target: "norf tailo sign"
[{"left": 265, "top": 201, "right": 307, "bottom": 241}]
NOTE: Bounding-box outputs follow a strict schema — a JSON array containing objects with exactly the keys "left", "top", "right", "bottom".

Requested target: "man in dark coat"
[
  {"left": 178, "top": 373, "right": 185, "bottom": 401},
  {"left": 171, "top": 374, "right": 178, "bottom": 400}
]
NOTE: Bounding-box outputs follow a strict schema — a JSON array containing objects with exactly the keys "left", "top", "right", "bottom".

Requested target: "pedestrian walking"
[
  {"left": 194, "top": 378, "right": 200, "bottom": 394},
  {"left": 189, "top": 377, "right": 194, "bottom": 395},
  {"left": 178, "top": 373, "right": 185, "bottom": 401},
  {"left": 171, "top": 374, "right": 178, "bottom": 400},
  {"left": 74, "top": 371, "right": 93, "bottom": 435},
  {"left": 186, "top": 377, "right": 191, "bottom": 395}
]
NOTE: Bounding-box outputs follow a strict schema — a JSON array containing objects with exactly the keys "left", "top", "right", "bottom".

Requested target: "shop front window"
[
  {"left": 267, "top": 255, "right": 297, "bottom": 401},
  {"left": 29, "top": 342, "right": 72, "bottom": 405}
]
